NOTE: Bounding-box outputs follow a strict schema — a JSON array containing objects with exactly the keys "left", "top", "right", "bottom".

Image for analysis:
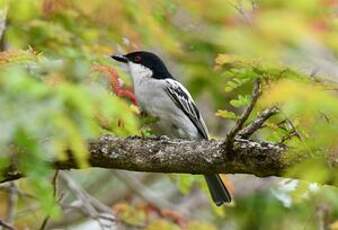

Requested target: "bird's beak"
[{"left": 111, "top": 54, "right": 128, "bottom": 63}]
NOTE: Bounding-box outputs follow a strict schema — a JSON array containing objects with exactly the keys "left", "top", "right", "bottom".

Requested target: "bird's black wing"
[
  {"left": 164, "top": 80, "right": 231, "bottom": 205},
  {"left": 164, "top": 79, "right": 209, "bottom": 139}
]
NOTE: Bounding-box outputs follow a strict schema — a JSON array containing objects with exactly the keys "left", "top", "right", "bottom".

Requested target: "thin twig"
[
  {"left": 6, "top": 182, "right": 17, "bottom": 226},
  {"left": 226, "top": 0, "right": 254, "bottom": 25},
  {"left": 59, "top": 172, "right": 148, "bottom": 229},
  {"left": 225, "top": 79, "right": 261, "bottom": 151},
  {"left": 279, "top": 130, "right": 298, "bottom": 144},
  {"left": 0, "top": 220, "right": 14, "bottom": 230},
  {"left": 250, "top": 0, "right": 258, "bottom": 11},
  {"left": 237, "top": 106, "right": 279, "bottom": 139},
  {"left": 319, "top": 112, "right": 330, "bottom": 123},
  {"left": 52, "top": 170, "right": 59, "bottom": 197},
  {"left": 277, "top": 118, "right": 302, "bottom": 142},
  {"left": 39, "top": 170, "right": 59, "bottom": 230},
  {"left": 0, "top": 184, "right": 36, "bottom": 199},
  {"left": 47, "top": 173, "right": 157, "bottom": 228},
  {"left": 59, "top": 172, "right": 116, "bottom": 229},
  {"left": 113, "top": 171, "right": 175, "bottom": 210},
  {"left": 0, "top": 6, "right": 8, "bottom": 51}
]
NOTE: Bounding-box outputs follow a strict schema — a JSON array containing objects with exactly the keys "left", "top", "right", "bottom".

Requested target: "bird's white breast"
[{"left": 128, "top": 63, "right": 199, "bottom": 139}]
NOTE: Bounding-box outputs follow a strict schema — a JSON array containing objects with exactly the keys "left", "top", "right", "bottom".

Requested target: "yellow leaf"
[
  {"left": 330, "top": 220, "right": 338, "bottom": 230},
  {"left": 146, "top": 220, "right": 180, "bottom": 230}
]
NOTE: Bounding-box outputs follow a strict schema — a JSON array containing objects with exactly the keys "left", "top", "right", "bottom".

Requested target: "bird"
[{"left": 111, "top": 51, "right": 231, "bottom": 206}]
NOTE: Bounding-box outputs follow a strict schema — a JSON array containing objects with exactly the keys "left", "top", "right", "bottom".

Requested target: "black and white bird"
[{"left": 111, "top": 51, "right": 231, "bottom": 206}]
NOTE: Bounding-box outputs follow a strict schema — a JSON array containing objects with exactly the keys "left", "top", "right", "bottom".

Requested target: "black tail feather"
[{"left": 204, "top": 175, "right": 231, "bottom": 206}]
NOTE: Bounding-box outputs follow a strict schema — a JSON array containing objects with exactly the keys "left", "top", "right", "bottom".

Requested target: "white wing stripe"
[{"left": 164, "top": 79, "right": 209, "bottom": 139}]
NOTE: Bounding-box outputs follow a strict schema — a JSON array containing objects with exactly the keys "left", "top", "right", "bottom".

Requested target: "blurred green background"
[{"left": 0, "top": 0, "right": 337, "bottom": 229}]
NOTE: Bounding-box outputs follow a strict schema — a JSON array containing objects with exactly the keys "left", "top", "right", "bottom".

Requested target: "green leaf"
[
  {"left": 215, "top": 109, "right": 238, "bottom": 120},
  {"left": 230, "top": 95, "right": 250, "bottom": 108}
]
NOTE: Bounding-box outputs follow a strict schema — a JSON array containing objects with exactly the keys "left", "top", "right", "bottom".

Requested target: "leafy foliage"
[
  {"left": 0, "top": 0, "right": 337, "bottom": 229},
  {"left": 0, "top": 46, "right": 139, "bottom": 215}
]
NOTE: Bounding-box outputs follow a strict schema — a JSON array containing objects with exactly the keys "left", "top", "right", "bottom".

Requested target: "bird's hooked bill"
[{"left": 111, "top": 54, "right": 128, "bottom": 63}]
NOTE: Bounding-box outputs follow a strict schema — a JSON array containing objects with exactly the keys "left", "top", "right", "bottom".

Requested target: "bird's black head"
[{"left": 111, "top": 51, "right": 173, "bottom": 80}]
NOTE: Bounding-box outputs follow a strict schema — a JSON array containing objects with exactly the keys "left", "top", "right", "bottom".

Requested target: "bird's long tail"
[{"left": 204, "top": 175, "right": 231, "bottom": 206}]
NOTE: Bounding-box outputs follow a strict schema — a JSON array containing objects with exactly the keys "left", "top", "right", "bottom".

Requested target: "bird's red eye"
[{"left": 134, "top": 55, "right": 141, "bottom": 62}]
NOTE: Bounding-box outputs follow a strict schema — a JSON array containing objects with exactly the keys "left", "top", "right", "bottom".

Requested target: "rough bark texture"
[
  {"left": 79, "top": 135, "right": 288, "bottom": 176},
  {"left": 1, "top": 135, "right": 337, "bottom": 184}
]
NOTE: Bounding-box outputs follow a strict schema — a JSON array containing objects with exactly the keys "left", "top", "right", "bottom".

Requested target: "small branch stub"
[{"left": 224, "top": 79, "right": 261, "bottom": 154}]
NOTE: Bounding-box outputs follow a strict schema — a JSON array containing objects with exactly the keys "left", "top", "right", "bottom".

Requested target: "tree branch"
[
  {"left": 1, "top": 134, "right": 336, "bottom": 185},
  {"left": 0, "top": 219, "right": 15, "bottom": 230},
  {"left": 5, "top": 182, "right": 17, "bottom": 225},
  {"left": 237, "top": 106, "right": 279, "bottom": 139},
  {"left": 225, "top": 79, "right": 261, "bottom": 152},
  {"left": 62, "top": 136, "right": 287, "bottom": 176}
]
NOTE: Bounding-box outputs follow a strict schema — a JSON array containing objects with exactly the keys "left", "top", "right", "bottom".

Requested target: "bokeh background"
[{"left": 0, "top": 0, "right": 337, "bottom": 229}]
